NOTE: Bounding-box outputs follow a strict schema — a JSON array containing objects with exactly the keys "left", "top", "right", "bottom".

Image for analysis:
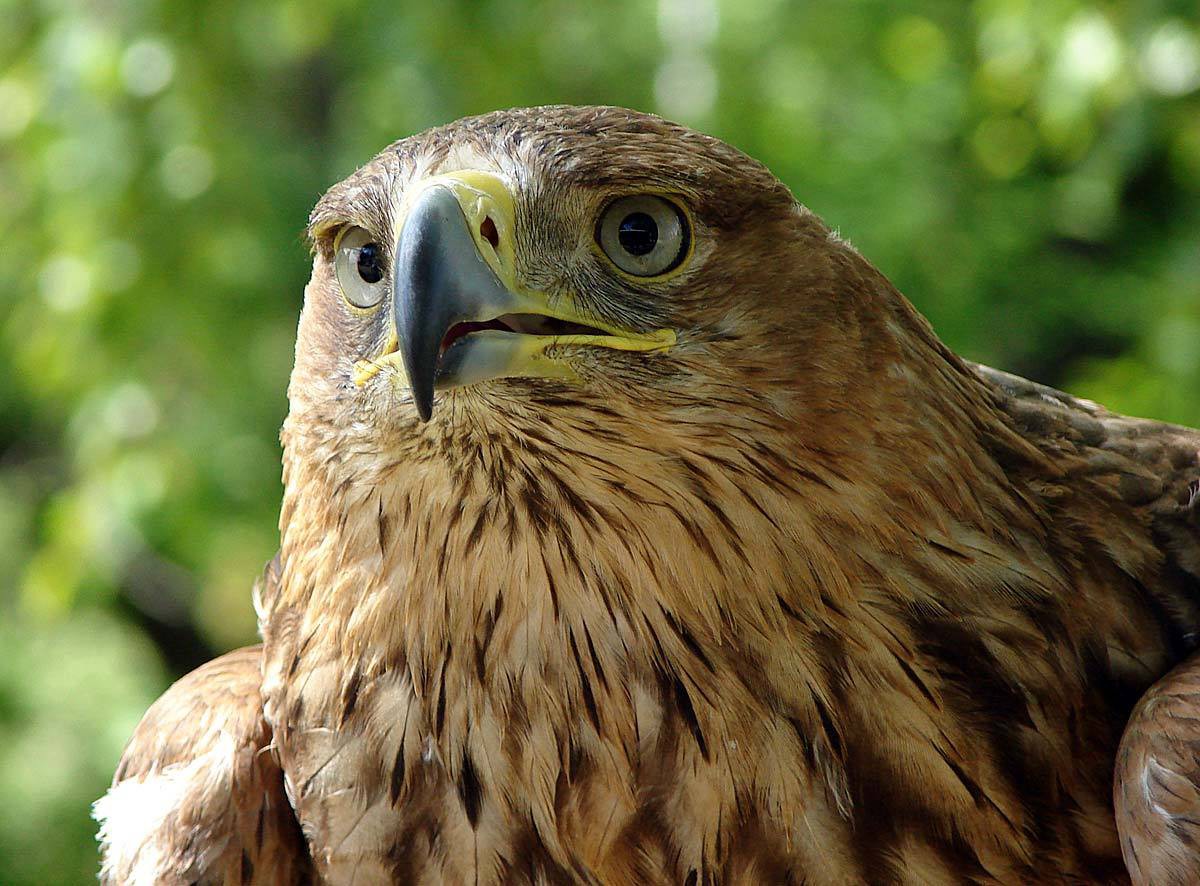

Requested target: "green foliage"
[{"left": 0, "top": 0, "right": 1197, "bottom": 881}]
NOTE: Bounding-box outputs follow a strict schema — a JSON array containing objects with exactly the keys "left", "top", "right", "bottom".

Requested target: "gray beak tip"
[{"left": 414, "top": 391, "right": 434, "bottom": 422}]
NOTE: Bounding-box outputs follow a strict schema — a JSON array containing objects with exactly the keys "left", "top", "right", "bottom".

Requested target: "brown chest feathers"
[{"left": 261, "top": 355, "right": 1200, "bottom": 885}]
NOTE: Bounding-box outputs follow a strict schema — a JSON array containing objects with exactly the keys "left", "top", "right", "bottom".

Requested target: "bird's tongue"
[{"left": 439, "top": 319, "right": 514, "bottom": 355}]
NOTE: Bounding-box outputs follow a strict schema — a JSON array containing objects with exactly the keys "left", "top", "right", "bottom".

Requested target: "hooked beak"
[{"left": 352, "top": 171, "right": 675, "bottom": 421}]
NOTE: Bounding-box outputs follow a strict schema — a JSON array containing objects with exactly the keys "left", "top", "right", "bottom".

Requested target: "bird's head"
[{"left": 290, "top": 105, "right": 935, "bottom": 473}]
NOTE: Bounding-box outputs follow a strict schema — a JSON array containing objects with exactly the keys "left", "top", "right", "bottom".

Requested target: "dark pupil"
[
  {"left": 356, "top": 242, "right": 383, "bottom": 284},
  {"left": 617, "top": 212, "right": 658, "bottom": 256}
]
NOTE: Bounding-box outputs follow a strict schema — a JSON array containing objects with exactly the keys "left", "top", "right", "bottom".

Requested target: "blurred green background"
[{"left": 1, "top": 0, "right": 1199, "bottom": 881}]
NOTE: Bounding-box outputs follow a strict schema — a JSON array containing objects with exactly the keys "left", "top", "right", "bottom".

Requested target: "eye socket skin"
[
  {"left": 334, "top": 226, "right": 387, "bottom": 309},
  {"left": 596, "top": 195, "right": 690, "bottom": 277}
]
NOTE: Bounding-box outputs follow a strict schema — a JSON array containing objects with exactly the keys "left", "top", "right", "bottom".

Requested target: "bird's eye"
[
  {"left": 334, "top": 226, "right": 387, "bottom": 309},
  {"left": 596, "top": 195, "right": 689, "bottom": 277}
]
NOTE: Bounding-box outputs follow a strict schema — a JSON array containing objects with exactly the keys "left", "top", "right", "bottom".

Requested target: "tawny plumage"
[
  {"left": 98, "top": 106, "right": 1200, "bottom": 884},
  {"left": 1116, "top": 651, "right": 1200, "bottom": 885},
  {"left": 94, "top": 640, "right": 310, "bottom": 884}
]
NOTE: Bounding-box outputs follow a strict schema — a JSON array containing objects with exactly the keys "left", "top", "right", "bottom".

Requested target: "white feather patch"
[{"left": 93, "top": 735, "right": 236, "bottom": 885}]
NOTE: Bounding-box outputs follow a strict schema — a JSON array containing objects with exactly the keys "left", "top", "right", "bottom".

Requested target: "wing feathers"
[
  {"left": 95, "top": 645, "right": 311, "bottom": 885},
  {"left": 1116, "top": 651, "right": 1200, "bottom": 886}
]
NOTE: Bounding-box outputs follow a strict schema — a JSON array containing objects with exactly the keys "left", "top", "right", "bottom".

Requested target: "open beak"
[{"left": 352, "top": 171, "right": 675, "bottom": 421}]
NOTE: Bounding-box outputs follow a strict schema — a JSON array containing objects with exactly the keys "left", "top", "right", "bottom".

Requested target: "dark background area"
[{"left": 1, "top": 0, "right": 1198, "bottom": 881}]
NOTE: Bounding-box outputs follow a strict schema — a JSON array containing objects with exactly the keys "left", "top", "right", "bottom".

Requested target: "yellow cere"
[{"left": 407, "top": 170, "right": 517, "bottom": 287}]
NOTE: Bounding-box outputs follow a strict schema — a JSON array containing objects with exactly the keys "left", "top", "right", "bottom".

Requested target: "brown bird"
[{"left": 97, "top": 105, "right": 1200, "bottom": 884}]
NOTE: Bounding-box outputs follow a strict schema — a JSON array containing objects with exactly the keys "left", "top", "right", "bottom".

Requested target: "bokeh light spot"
[
  {"left": 1140, "top": 21, "right": 1200, "bottom": 96},
  {"left": 654, "top": 53, "right": 717, "bottom": 122},
  {"left": 971, "top": 115, "right": 1037, "bottom": 178},
  {"left": 120, "top": 38, "right": 175, "bottom": 98},
  {"left": 0, "top": 77, "right": 36, "bottom": 139},
  {"left": 102, "top": 383, "right": 160, "bottom": 441},
  {"left": 1056, "top": 12, "right": 1123, "bottom": 88},
  {"left": 882, "top": 16, "right": 948, "bottom": 83},
  {"left": 160, "top": 144, "right": 214, "bottom": 200},
  {"left": 38, "top": 254, "right": 94, "bottom": 313},
  {"left": 658, "top": 0, "right": 718, "bottom": 48}
]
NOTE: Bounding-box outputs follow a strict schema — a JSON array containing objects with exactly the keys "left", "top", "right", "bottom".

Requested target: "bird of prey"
[{"left": 97, "top": 106, "right": 1200, "bottom": 885}]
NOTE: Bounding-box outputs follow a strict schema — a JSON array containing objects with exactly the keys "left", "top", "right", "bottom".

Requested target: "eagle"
[{"left": 96, "top": 105, "right": 1200, "bottom": 885}]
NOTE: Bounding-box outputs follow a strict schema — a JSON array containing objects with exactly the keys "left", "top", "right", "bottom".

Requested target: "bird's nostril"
[{"left": 480, "top": 216, "right": 499, "bottom": 250}]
